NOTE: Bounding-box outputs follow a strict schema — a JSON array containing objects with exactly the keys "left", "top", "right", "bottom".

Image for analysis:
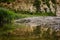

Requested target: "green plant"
[{"left": 0, "top": 8, "right": 15, "bottom": 35}]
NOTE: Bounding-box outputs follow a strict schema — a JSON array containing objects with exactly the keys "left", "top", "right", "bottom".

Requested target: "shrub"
[{"left": 0, "top": 8, "right": 15, "bottom": 35}]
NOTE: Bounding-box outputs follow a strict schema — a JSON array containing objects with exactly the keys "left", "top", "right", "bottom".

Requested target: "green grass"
[
  {"left": 15, "top": 12, "right": 56, "bottom": 19},
  {"left": 15, "top": 13, "right": 37, "bottom": 19}
]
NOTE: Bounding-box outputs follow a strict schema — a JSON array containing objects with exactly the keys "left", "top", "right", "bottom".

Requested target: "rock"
[{"left": 15, "top": 17, "right": 60, "bottom": 31}]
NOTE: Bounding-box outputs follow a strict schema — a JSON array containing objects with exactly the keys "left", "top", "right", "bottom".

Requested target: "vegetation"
[
  {"left": 45, "top": 0, "right": 51, "bottom": 12},
  {"left": 51, "top": 0, "right": 57, "bottom": 15},
  {"left": 33, "top": 0, "right": 41, "bottom": 12},
  {"left": 0, "top": 8, "right": 15, "bottom": 35}
]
